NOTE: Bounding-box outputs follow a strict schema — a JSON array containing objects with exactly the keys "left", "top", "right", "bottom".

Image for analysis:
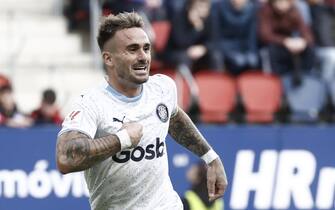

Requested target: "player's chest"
[{"left": 98, "top": 97, "right": 172, "bottom": 136}]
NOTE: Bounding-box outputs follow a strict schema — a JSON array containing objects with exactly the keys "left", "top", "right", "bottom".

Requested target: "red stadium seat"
[
  {"left": 237, "top": 71, "right": 282, "bottom": 123},
  {"left": 195, "top": 71, "right": 237, "bottom": 123},
  {"left": 151, "top": 20, "right": 171, "bottom": 53},
  {"left": 150, "top": 21, "right": 171, "bottom": 72},
  {"left": 152, "top": 69, "right": 191, "bottom": 112}
]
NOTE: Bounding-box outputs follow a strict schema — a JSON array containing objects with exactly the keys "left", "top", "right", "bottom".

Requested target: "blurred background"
[{"left": 0, "top": 0, "right": 334, "bottom": 210}]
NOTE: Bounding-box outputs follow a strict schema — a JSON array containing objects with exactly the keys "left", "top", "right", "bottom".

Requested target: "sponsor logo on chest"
[{"left": 112, "top": 138, "right": 165, "bottom": 163}]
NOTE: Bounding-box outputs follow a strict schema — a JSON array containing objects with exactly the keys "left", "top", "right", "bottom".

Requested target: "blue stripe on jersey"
[{"left": 105, "top": 84, "right": 143, "bottom": 103}]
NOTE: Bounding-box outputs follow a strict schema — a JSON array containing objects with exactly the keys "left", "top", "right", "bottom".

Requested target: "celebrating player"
[{"left": 56, "top": 12, "right": 227, "bottom": 210}]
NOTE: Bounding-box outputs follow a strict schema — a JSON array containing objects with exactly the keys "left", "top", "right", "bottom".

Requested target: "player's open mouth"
[{"left": 132, "top": 66, "right": 147, "bottom": 72}]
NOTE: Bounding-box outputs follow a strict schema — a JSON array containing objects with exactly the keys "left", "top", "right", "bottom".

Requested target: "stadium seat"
[
  {"left": 237, "top": 71, "right": 282, "bottom": 123},
  {"left": 0, "top": 0, "right": 99, "bottom": 118},
  {"left": 150, "top": 21, "right": 172, "bottom": 72},
  {"left": 195, "top": 71, "right": 237, "bottom": 123},
  {"left": 13, "top": 68, "right": 104, "bottom": 115},
  {"left": 151, "top": 20, "right": 171, "bottom": 53},
  {"left": 282, "top": 75, "right": 327, "bottom": 123}
]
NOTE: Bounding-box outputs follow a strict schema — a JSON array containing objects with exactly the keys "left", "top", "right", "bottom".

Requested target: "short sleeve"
[
  {"left": 155, "top": 74, "right": 178, "bottom": 117},
  {"left": 58, "top": 96, "right": 99, "bottom": 138}
]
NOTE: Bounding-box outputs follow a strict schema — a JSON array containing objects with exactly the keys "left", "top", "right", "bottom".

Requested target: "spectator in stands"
[
  {"left": 308, "top": 0, "right": 335, "bottom": 83},
  {"left": 102, "top": 0, "right": 162, "bottom": 44},
  {"left": 31, "top": 89, "right": 63, "bottom": 126},
  {"left": 212, "top": 0, "right": 259, "bottom": 75},
  {"left": 103, "top": 0, "right": 145, "bottom": 14},
  {"left": 162, "top": 0, "right": 221, "bottom": 72},
  {"left": 160, "top": 0, "right": 221, "bottom": 119},
  {"left": 0, "top": 74, "right": 32, "bottom": 128},
  {"left": 297, "top": 0, "right": 313, "bottom": 24},
  {"left": 64, "top": 0, "right": 90, "bottom": 30},
  {"left": 163, "top": 0, "right": 185, "bottom": 20},
  {"left": 145, "top": 0, "right": 167, "bottom": 21},
  {"left": 258, "top": 0, "right": 315, "bottom": 85},
  {"left": 102, "top": 0, "right": 166, "bottom": 20},
  {"left": 182, "top": 162, "right": 224, "bottom": 210}
]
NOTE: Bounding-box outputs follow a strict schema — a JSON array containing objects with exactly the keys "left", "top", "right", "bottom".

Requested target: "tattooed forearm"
[
  {"left": 56, "top": 131, "right": 121, "bottom": 174},
  {"left": 168, "top": 107, "right": 211, "bottom": 156}
]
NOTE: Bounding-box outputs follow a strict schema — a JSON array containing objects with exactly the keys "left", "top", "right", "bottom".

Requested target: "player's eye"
[
  {"left": 128, "top": 47, "right": 137, "bottom": 52},
  {"left": 143, "top": 45, "right": 151, "bottom": 52},
  {"left": 127, "top": 45, "right": 139, "bottom": 52}
]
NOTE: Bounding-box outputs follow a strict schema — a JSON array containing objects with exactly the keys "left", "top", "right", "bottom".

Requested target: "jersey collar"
[{"left": 105, "top": 83, "right": 143, "bottom": 103}]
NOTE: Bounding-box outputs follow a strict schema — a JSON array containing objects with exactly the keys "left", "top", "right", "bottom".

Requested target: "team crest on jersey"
[{"left": 156, "top": 103, "right": 169, "bottom": 123}]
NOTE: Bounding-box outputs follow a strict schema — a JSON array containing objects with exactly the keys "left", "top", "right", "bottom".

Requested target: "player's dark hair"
[{"left": 97, "top": 12, "right": 144, "bottom": 51}]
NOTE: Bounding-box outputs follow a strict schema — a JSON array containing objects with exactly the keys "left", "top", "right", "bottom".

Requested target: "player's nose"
[{"left": 137, "top": 49, "right": 149, "bottom": 62}]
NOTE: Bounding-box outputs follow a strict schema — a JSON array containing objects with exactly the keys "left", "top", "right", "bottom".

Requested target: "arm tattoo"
[
  {"left": 56, "top": 131, "right": 121, "bottom": 173},
  {"left": 168, "top": 107, "right": 211, "bottom": 157}
]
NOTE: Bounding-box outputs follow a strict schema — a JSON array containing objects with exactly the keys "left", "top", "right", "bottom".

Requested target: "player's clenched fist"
[{"left": 122, "top": 122, "right": 143, "bottom": 147}]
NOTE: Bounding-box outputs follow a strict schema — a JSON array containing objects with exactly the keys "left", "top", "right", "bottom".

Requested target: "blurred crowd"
[
  {"left": 63, "top": 0, "right": 335, "bottom": 77},
  {"left": 1, "top": 0, "right": 335, "bottom": 127},
  {"left": 0, "top": 74, "right": 62, "bottom": 128}
]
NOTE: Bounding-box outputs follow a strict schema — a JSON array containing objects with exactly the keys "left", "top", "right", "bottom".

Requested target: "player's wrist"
[
  {"left": 201, "top": 149, "right": 219, "bottom": 165},
  {"left": 115, "top": 129, "right": 132, "bottom": 150}
]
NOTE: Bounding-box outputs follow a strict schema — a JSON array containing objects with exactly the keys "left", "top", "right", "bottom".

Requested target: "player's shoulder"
[
  {"left": 72, "top": 82, "right": 107, "bottom": 106},
  {"left": 146, "top": 74, "right": 177, "bottom": 100},
  {"left": 149, "top": 74, "right": 176, "bottom": 89}
]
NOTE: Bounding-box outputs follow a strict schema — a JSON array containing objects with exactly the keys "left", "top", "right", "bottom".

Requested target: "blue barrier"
[{"left": 0, "top": 125, "right": 334, "bottom": 210}]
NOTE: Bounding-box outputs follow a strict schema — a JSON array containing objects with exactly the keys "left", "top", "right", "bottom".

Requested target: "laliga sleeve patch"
[
  {"left": 69, "top": 111, "right": 81, "bottom": 121},
  {"left": 156, "top": 103, "right": 169, "bottom": 123},
  {"left": 65, "top": 110, "right": 82, "bottom": 125}
]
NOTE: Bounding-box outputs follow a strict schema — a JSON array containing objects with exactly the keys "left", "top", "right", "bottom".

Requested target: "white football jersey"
[{"left": 59, "top": 74, "right": 183, "bottom": 210}]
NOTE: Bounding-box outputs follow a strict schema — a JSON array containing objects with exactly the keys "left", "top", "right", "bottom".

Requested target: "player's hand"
[
  {"left": 122, "top": 122, "right": 143, "bottom": 147},
  {"left": 207, "top": 158, "right": 228, "bottom": 201}
]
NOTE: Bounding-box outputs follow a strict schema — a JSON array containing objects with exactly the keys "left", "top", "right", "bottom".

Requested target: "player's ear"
[{"left": 102, "top": 51, "right": 114, "bottom": 67}]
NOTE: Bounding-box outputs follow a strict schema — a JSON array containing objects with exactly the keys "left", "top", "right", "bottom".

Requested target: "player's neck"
[{"left": 107, "top": 81, "right": 142, "bottom": 98}]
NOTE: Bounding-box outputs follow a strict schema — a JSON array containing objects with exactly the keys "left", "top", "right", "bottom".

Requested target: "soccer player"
[{"left": 56, "top": 12, "right": 227, "bottom": 210}]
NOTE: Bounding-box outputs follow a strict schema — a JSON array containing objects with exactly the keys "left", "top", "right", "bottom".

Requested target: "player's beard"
[{"left": 117, "top": 65, "right": 149, "bottom": 87}]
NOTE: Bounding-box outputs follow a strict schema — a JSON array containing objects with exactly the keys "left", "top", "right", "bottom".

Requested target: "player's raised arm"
[
  {"left": 56, "top": 122, "right": 143, "bottom": 174},
  {"left": 168, "top": 106, "right": 228, "bottom": 201}
]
